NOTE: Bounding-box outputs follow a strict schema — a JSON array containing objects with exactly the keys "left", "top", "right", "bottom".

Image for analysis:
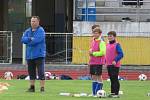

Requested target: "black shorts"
[
  {"left": 27, "top": 57, "right": 45, "bottom": 80},
  {"left": 90, "top": 65, "right": 103, "bottom": 75}
]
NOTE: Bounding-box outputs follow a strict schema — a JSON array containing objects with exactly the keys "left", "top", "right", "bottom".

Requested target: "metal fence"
[
  {"left": 45, "top": 33, "right": 73, "bottom": 64},
  {"left": 0, "top": 31, "right": 12, "bottom": 64},
  {"left": 22, "top": 32, "right": 150, "bottom": 65},
  {"left": 22, "top": 33, "right": 73, "bottom": 65}
]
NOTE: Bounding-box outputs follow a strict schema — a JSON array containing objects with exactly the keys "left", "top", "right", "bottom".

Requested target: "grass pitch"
[{"left": 0, "top": 80, "right": 150, "bottom": 100}]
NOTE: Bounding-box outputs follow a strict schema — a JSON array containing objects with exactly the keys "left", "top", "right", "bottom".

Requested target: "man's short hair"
[
  {"left": 107, "top": 31, "right": 117, "bottom": 37},
  {"left": 31, "top": 16, "right": 40, "bottom": 21}
]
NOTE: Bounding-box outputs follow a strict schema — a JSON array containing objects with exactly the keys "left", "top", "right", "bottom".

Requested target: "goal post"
[{"left": 0, "top": 31, "right": 13, "bottom": 64}]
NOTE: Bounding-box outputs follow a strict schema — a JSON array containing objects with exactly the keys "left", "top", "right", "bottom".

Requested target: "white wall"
[{"left": 73, "top": 21, "right": 150, "bottom": 36}]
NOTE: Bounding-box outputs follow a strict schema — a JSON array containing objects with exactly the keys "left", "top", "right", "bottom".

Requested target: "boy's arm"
[
  {"left": 114, "top": 43, "right": 124, "bottom": 63},
  {"left": 92, "top": 41, "right": 106, "bottom": 57}
]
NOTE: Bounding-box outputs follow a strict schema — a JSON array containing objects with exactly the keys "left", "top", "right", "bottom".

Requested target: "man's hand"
[{"left": 29, "top": 37, "right": 34, "bottom": 41}]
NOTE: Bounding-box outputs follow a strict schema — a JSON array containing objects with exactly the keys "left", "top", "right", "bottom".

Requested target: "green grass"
[{"left": 0, "top": 80, "right": 150, "bottom": 100}]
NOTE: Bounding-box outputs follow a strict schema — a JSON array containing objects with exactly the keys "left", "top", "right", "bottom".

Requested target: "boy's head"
[
  {"left": 92, "top": 28, "right": 102, "bottom": 39},
  {"left": 92, "top": 25, "right": 100, "bottom": 31},
  {"left": 107, "top": 31, "right": 116, "bottom": 41}
]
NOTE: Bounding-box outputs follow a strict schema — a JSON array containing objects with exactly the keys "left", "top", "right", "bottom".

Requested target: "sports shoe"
[
  {"left": 27, "top": 85, "right": 35, "bottom": 92},
  {"left": 108, "top": 94, "right": 120, "bottom": 98},
  {"left": 93, "top": 95, "right": 98, "bottom": 98},
  {"left": 112, "top": 95, "right": 120, "bottom": 98},
  {"left": 88, "top": 94, "right": 93, "bottom": 97},
  {"left": 88, "top": 94, "right": 97, "bottom": 97},
  {"left": 27, "top": 88, "right": 35, "bottom": 92},
  {"left": 40, "top": 87, "right": 44, "bottom": 92}
]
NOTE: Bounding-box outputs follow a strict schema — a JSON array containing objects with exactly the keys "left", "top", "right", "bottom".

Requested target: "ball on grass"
[
  {"left": 138, "top": 74, "right": 147, "bottom": 81},
  {"left": 97, "top": 90, "right": 107, "bottom": 98}
]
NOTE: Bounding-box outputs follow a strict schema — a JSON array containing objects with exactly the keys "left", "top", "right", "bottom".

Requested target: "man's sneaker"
[
  {"left": 40, "top": 87, "right": 44, "bottom": 92},
  {"left": 27, "top": 88, "right": 35, "bottom": 92}
]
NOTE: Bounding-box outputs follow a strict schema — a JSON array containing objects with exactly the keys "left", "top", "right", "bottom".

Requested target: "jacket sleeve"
[
  {"left": 28, "top": 29, "right": 45, "bottom": 46},
  {"left": 114, "top": 43, "right": 124, "bottom": 63},
  {"left": 21, "top": 31, "right": 31, "bottom": 44},
  {"left": 92, "top": 41, "right": 106, "bottom": 57}
]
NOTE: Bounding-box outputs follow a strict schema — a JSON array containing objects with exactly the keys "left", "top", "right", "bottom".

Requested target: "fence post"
[
  {"left": 65, "top": 33, "right": 68, "bottom": 64},
  {"left": 10, "top": 32, "right": 13, "bottom": 64},
  {"left": 22, "top": 44, "right": 26, "bottom": 65}
]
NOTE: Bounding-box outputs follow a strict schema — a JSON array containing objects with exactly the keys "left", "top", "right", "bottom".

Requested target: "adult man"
[{"left": 21, "top": 16, "right": 46, "bottom": 92}]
